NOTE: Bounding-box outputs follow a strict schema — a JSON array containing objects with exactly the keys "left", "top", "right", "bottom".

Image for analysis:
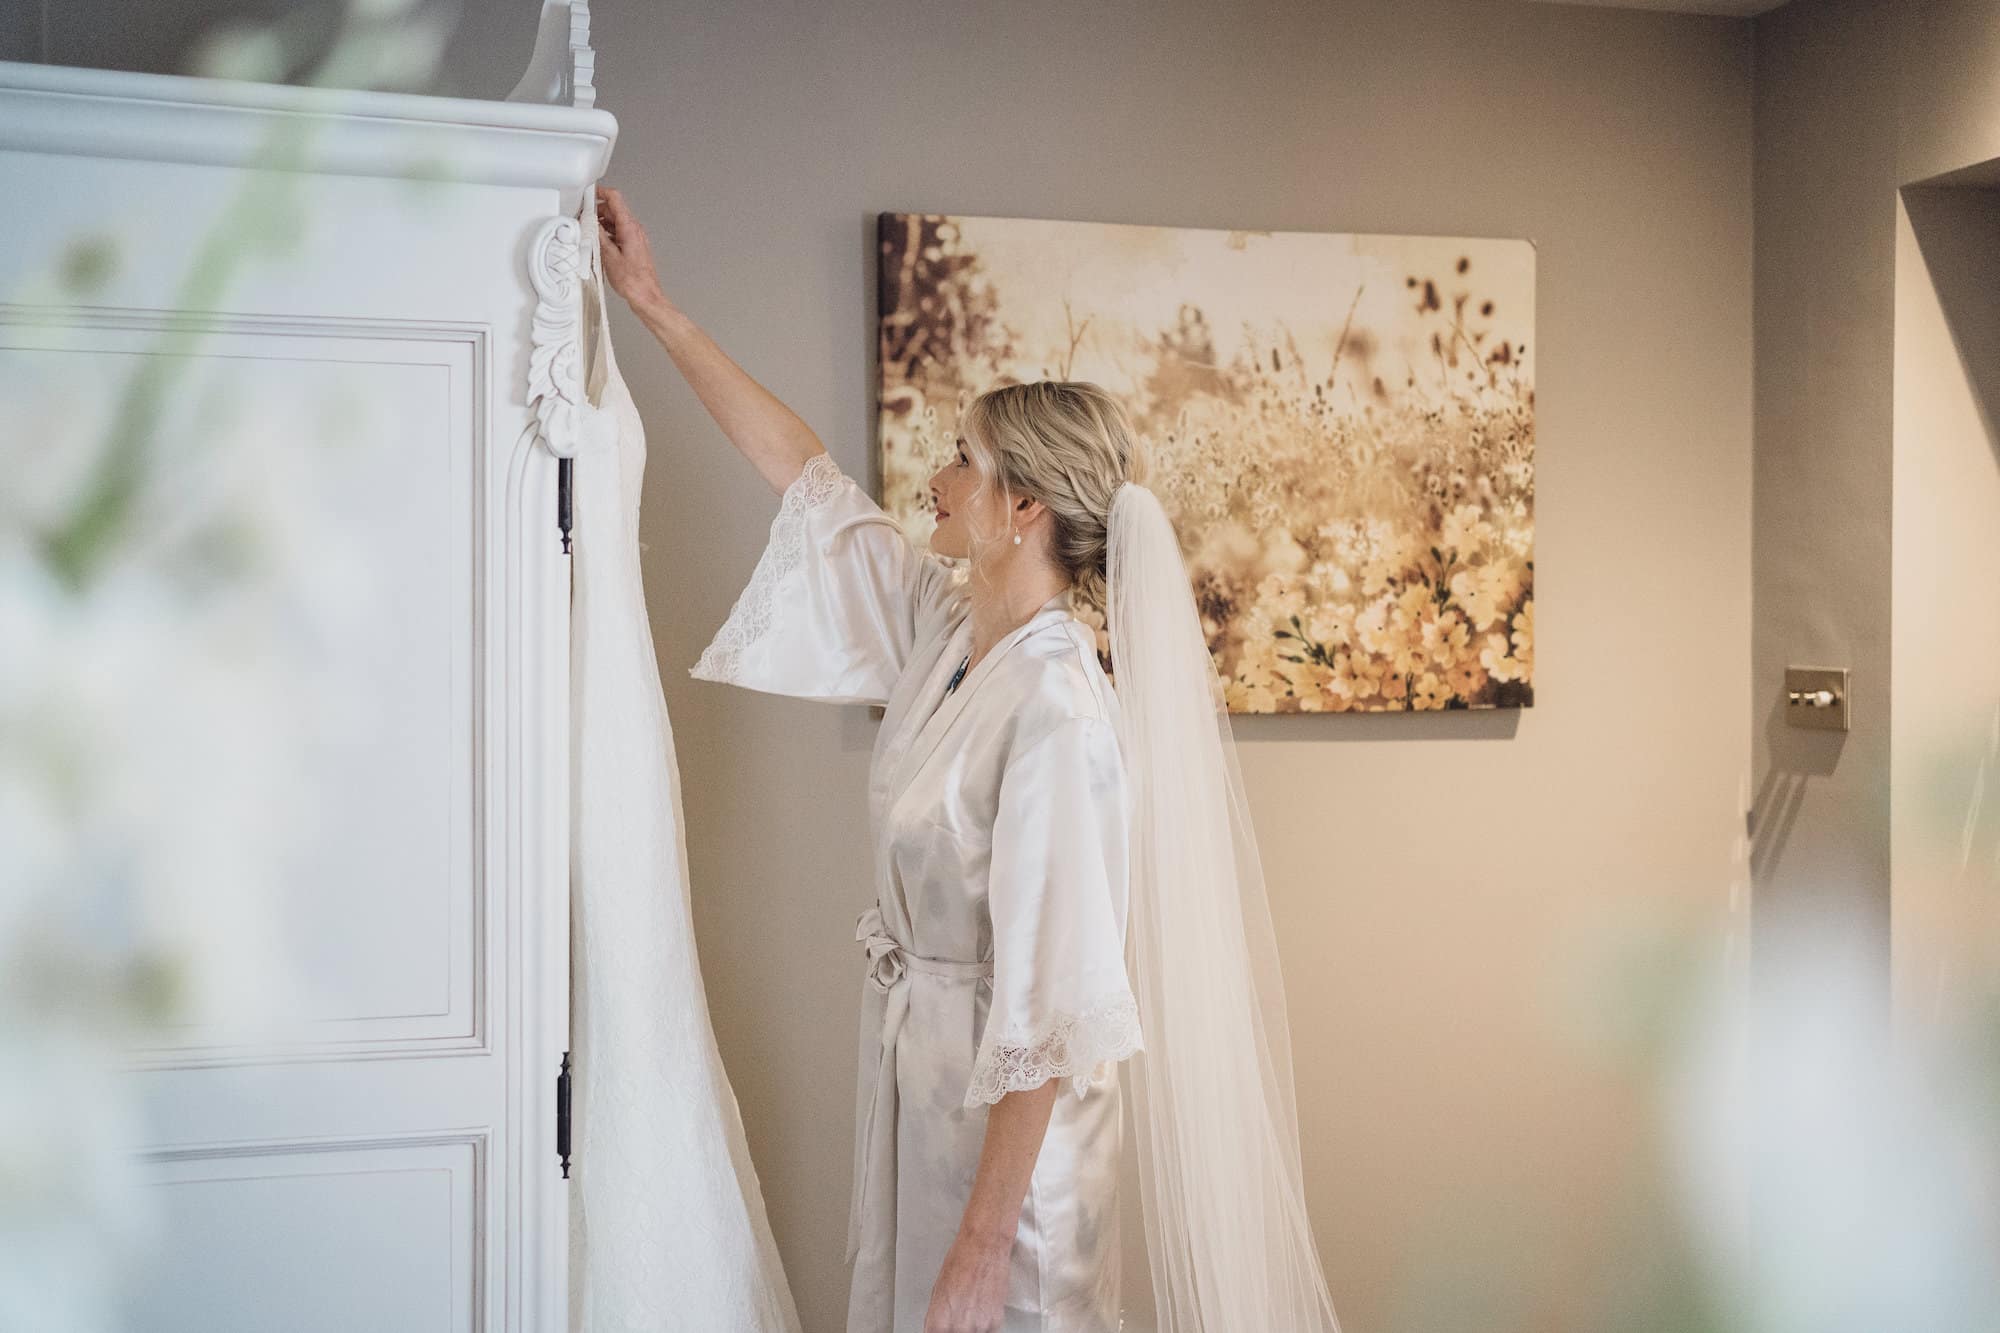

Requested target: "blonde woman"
[{"left": 597, "top": 184, "right": 1341, "bottom": 1333}]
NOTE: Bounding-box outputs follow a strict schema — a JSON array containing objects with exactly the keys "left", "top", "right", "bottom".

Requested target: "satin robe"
[{"left": 690, "top": 451, "right": 1144, "bottom": 1333}]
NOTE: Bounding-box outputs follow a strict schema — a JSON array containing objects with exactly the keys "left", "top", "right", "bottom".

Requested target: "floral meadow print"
[{"left": 876, "top": 213, "right": 1535, "bottom": 713}]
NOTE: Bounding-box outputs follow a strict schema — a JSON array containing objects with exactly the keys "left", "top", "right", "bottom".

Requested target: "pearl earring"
[{"left": 1012, "top": 530, "right": 1022, "bottom": 545}]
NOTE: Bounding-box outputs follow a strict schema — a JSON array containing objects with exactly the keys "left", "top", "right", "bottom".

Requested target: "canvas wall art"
[{"left": 875, "top": 212, "right": 1535, "bottom": 713}]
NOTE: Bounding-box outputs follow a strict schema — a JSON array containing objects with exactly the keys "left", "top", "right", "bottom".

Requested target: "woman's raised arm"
[{"left": 595, "top": 184, "right": 823, "bottom": 498}]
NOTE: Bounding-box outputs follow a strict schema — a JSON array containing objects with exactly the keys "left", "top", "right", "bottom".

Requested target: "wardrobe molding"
[{"left": 0, "top": 58, "right": 615, "bottom": 190}]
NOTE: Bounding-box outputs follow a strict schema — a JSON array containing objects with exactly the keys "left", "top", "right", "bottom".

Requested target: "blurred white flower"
[{"left": 1665, "top": 908, "right": 2000, "bottom": 1333}]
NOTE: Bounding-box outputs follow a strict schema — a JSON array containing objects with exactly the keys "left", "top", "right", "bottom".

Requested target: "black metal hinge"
[
  {"left": 557, "top": 1049, "right": 573, "bottom": 1177},
  {"left": 558, "top": 457, "right": 574, "bottom": 554}
]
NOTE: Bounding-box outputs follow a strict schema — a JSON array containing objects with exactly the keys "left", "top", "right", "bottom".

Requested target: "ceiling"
[{"left": 1522, "top": 0, "right": 1790, "bottom": 14}]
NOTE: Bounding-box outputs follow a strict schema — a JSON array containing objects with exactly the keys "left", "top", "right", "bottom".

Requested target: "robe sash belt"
[{"left": 847, "top": 902, "right": 993, "bottom": 1263}]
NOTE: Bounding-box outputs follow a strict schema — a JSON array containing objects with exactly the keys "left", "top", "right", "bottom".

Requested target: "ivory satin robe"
[{"left": 689, "top": 451, "right": 1144, "bottom": 1333}]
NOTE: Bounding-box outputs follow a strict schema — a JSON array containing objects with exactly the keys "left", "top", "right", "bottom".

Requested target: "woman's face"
[{"left": 926, "top": 436, "right": 1012, "bottom": 561}]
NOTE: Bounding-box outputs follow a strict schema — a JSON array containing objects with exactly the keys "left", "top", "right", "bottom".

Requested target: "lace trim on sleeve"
[
  {"left": 689, "top": 452, "right": 848, "bottom": 684},
  {"left": 962, "top": 989, "right": 1144, "bottom": 1107}
]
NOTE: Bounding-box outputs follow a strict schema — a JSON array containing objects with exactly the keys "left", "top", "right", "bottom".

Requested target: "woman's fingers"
[
  {"left": 592, "top": 184, "right": 664, "bottom": 307},
  {"left": 596, "top": 187, "right": 632, "bottom": 260},
  {"left": 599, "top": 185, "right": 638, "bottom": 243}
]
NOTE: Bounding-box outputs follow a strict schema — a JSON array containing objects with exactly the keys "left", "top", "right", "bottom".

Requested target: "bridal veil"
[{"left": 1107, "top": 480, "right": 1343, "bottom": 1332}]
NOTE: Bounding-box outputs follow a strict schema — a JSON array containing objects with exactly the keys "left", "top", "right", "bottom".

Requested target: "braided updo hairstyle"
[{"left": 956, "top": 380, "right": 1144, "bottom": 614}]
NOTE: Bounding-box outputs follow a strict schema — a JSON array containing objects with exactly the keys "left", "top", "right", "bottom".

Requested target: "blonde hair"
[{"left": 957, "top": 380, "right": 1144, "bottom": 610}]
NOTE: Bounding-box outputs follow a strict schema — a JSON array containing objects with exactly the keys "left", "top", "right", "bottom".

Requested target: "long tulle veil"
[{"left": 1107, "top": 480, "right": 1343, "bottom": 1332}]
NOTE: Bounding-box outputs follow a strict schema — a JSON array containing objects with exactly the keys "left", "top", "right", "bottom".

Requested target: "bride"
[{"left": 596, "top": 183, "right": 1341, "bottom": 1333}]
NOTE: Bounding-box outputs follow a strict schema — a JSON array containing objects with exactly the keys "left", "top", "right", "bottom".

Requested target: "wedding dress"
[{"left": 566, "top": 199, "right": 802, "bottom": 1333}]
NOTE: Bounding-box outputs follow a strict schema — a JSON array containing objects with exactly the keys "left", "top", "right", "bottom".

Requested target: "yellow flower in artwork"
[
  {"left": 1306, "top": 608, "right": 1348, "bottom": 648},
  {"left": 1481, "top": 562, "right": 1524, "bottom": 615},
  {"left": 1481, "top": 630, "right": 1526, "bottom": 683},
  {"left": 1395, "top": 584, "right": 1431, "bottom": 628},
  {"left": 1413, "top": 672, "right": 1451, "bottom": 710},
  {"left": 1356, "top": 598, "right": 1397, "bottom": 655},
  {"left": 1441, "top": 503, "right": 1495, "bottom": 555},
  {"left": 1511, "top": 599, "right": 1535, "bottom": 671},
  {"left": 1241, "top": 635, "right": 1282, "bottom": 678},
  {"left": 1292, "top": 659, "right": 1336, "bottom": 695},
  {"left": 1422, "top": 607, "right": 1471, "bottom": 659},
  {"left": 1450, "top": 568, "right": 1507, "bottom": 630},
  {"left": 1256, "top": 571, "right": 1308, "bottom": 620},
  {"left": 1306, "top": 561, "right": 1352, "bottom": 599}
]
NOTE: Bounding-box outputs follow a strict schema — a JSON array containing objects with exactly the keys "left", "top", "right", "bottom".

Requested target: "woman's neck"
[{"left": 964, "top": 560, "right": 1070, "bottom": 666}]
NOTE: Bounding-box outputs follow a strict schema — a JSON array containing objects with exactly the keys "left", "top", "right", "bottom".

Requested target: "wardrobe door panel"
[
  {"left": 0, "top": 320, "right": 484, "bottom": 1052},
  {"left": 131, "top": 1135, "right": 483, "bottom": 1333}
]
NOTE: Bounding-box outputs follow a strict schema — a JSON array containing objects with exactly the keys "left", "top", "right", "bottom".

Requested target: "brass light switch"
[{"left": 1784, "top": 666, "right": 1850, "bottom": 731}]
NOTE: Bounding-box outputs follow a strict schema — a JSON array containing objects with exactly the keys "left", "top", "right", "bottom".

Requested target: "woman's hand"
[
  {"left": 590, "top": 184, "right": 826, "bottom": 497},
  {"left": 922, "top": 1229, "right": 1012, "bottom": 1333},
  {"left": 595, "top": 184, "right": 668, "bottom": 312},
  {"left": 924, "top": 1078, "right": 1057, "bottom": 1332}
]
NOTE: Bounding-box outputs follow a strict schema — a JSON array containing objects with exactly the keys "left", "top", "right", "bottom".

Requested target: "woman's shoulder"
[{"left": 1001, "top": 616, "right": 1121, "bottom": 744}]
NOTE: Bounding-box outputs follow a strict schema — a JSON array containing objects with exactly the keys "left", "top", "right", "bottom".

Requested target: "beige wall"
[
  {"left": 1889, "top": 9, "right": 2000, "bottom": 1037},
  {"left": 1891, "top": 183, "right": 2000, "bottom": 1031},
  {"left": 13, "top": 2, "right": 1771, "bottom": 1330},
  {"left": 595, "top": 6, "right": 1756, "bottom": 1330},
  {"left": 1750, "top": 0, "right": 1898, "bottom": 958},
  {"left": 1752, "top": 0, "right": 2000, "bottom": 1027},
  {"left": 1896, "top": 0, "right": 2000, "bottom": 186}
]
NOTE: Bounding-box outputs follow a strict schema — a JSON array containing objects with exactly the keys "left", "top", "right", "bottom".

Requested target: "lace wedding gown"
[{"left": 567, "top": 203, "right": 801, "bottom": 1333}]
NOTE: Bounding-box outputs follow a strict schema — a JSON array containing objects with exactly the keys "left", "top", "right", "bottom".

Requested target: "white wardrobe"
[{"left": 0, "top": 19, "right": 613, "bottom": 1332}]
